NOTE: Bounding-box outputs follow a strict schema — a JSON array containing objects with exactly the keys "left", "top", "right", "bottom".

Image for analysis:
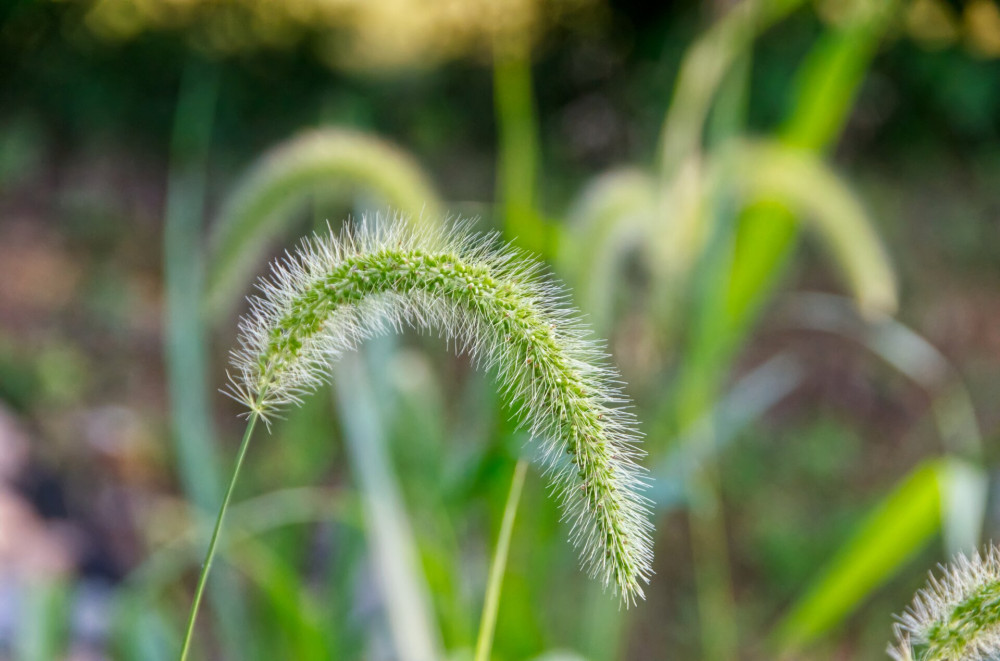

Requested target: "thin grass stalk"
[
  {"left": 113, "top": 487, "right": 352, "bottom": 659},
  {"left": 475, "top": 459, "right": 529, "bottom": 661},
  {"left": 688, "top": 445, "right": 739, "bottom": 661},
  {"left": 178, "top": 410, "right": 260, "bottom": 661},
  {"left": 656, "top": 0, "right": 806, "bottom": 183}
]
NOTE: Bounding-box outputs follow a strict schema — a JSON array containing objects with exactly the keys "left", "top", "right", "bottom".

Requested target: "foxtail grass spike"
[
  {"left": 204, "top": 128, "right": 442, "bottom": 318},
  {"left": 889, "top": 546, "right": 1000, "bottom": 661},
  {"left": 226, "top": 212, "right": 654, "bottom": 602}
]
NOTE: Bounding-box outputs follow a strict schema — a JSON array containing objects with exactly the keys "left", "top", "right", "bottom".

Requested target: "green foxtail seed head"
[
  {"left": 889, "top": 546, "right": 1000, "bottom": 661},
  {"left": 225, "top": 214, "right": 654, "bottom": 602}
]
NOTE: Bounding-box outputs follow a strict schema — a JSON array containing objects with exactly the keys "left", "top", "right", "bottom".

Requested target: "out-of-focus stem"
[
  {"left": 688, "top": 435, "right": 739, "bottom": 661},
  {"left": 475, "top": 459, "right": 529, "bottom": 661},
  {"left": 164, "top": 58, "right": 249, "bottom": 659},
  {"left": 494, "top": 43, "right": 546, "bottom": 256}
]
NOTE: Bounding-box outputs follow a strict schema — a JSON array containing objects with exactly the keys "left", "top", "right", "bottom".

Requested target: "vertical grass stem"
[
  {"left": 475, "top": 459, "right": 528, "bottom": 661},
  {"left": 178, "top": 410, "right": 260, "bottom": 661}
]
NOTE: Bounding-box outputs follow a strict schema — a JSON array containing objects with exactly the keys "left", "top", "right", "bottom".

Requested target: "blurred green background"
[{"left": 2, "top": 0, "right": 1000, "bottom": 659}]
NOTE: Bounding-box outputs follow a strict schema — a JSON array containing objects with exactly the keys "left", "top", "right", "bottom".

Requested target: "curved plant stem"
[
  {"left": 475, "top": 459, "right": 528, "bottom": 661},
  {"left": 178, "top": 410, "right": 260, "bottom": 661}
]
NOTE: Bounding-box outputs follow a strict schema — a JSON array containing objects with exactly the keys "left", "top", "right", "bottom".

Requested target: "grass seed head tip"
[{"left": 889, "top": 545, "right": 1000, "bottom": 661}]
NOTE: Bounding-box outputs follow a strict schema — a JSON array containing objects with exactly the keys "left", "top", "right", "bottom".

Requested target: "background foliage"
[{"left": 2, "top": 0, "right": 1000, "bottom": 659}]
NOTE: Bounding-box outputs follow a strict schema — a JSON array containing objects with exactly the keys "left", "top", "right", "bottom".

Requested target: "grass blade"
[
  {"left": 771, "top": 459, "right": 974, "bottom": 654},
  {"left": 332, "top": 349, "right": 444, "bottom": 661},
  {"left": 494, "top": 47, "right": 546, "bottom": 255},
  {"left": 162, "top": 57, "right": 251, "bottom": 660},
  {"left": 163, "top": 57, "right": 222, "bottom": 520},
  {"left": 782, "top": 292, "right": 983, "bottom": 459},
  {"left": 653, "top": 353, "right": 804, "bottom": 507},
  {"left": 657, "top": 0, "right": 806, "bottom": 181},
  {"left": 475, "top": 459, "right": 529, "bottom": 661},
  {"left": 14, "top": 580, "right": 68, "bottom": 661},
  {"left": 717, "top": 139, "right": 897, "bottom": 318}
]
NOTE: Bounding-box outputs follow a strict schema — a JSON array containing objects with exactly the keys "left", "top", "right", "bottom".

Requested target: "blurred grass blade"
[
  {"left": 653, "top": 353, "right": 804, "bottom": 507},
  {"left": 531, "top": 652, "right": 590, "bottom": 661},
  {"left": 227, "top": 536, "right": 331, "bottom": 659},
  {"left": 720, "top": 139, "right": 897, "bottom": 318},
  {"left": 14, "top": 580, "right": 68, "bottom": 661},
  {"left": 939, "top": 458, "right": 988, "bottom": 556},
  {"left": 579, "top": 581, "right": 626, "bottom": 661},
  {"left": 204, "top": 128, "right": 443, "bottom": 317},
  {"left": 668, "top": 6, "right": 895, "bottom": 420},
  {"left": 781, "top": 291, "right": 986, "bottom": 561},
  {"left": 162, "top": 57, "right": 251, "bottom": 660},
  {"left": 657, "top": 0, "right": 806, "bottom": 181},
  {"left": 771, "top": 458, "right": 973, "bottom": 654},
  {"left": 163, "top": 57, "right": 222, "bottom": 520},
  {"left": 559, "top": 168, "right": 655, "bottom": 330},
  {"left": 474, "top": 459, "right": 528, "bottom": 661},
  {"left": 657, "top": 42, "right": 753, "bottom": 295},
  {"left": 118, "top": 607, "right": 175, "bottom": 661},
  {"left": 782, "top": 292, "right": 983, "bottom": 459},
  {"left": 782, "top": 3, "right": 896, "bottom": 149},
  {"left": 381, "top": 349, "right": 471, "bottom": 646},
  {"left": 114, "top": 487, "right": 357, "bottom": 659},
  {"left": 494, "top": 46, "right": 546, "bottom": 255},
  {"left": 653, "top": 0, "right": 800, "bottom": 292},
  {"left": 654, "top": 7, "right": 896, "bottom": 475},
  {"left": 119, "top": 487, "right": 355, "bottom": 609},
  {"left": 721, "top": 4, "right": 895, "bottom": 333},
  {"left": 332, "top": 350, "right": 443, "bottom": 661}
]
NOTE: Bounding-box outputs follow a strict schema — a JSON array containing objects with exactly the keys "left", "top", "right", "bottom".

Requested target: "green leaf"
[
  {"left": 717, "top": 139, "right": 897, "bottom": 319},
  {"left": 772, "top": 459, "right": 964, "bottom": 654},
  {"left": 14, "top": 580, "right": 69, "bottom": 661},
  {"left": 332, "top": 348, "right": 444, "bottom": 661}
]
